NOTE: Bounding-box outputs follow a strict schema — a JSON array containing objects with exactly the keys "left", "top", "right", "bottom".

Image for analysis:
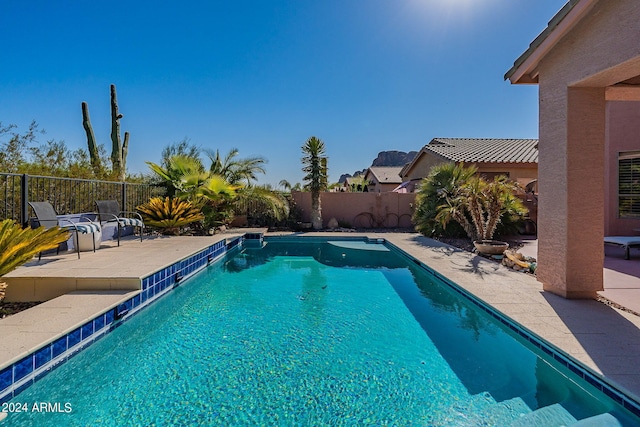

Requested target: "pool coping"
[{"left": 0, "top": 234, "right": 249, "bottom": 403}]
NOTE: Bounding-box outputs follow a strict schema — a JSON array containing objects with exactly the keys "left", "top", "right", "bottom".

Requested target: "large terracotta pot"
[{"left": 473, "top": 240, "right": 509, "bottom": 255}]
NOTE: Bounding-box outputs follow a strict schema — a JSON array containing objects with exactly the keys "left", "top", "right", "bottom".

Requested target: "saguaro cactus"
[
  {"left": 81, "top": 102, "right": 102, "bottom": 176},
  {"left": 110, "top": 84, "right": 129, "bottom": 181}
]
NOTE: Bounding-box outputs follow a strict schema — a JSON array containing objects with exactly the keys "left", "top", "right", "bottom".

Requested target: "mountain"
[
  {"left": 338, "top": 150, "right": 418, "bottom": 183},
  {"left": 371, "top": 150, "right": 418, "bottom": 167}
]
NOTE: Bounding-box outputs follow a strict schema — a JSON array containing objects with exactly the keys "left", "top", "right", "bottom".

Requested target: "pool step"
[
  {"left": 509, "top": 403, "right": 577, "bottom": 426},
  {"left": 433, "top": 392, "right": 602, "bottom": 427},
  {"left": 432, "top": 393, "right": 531, "bottom": 426},
  {"left": 570, "top": 413, "right": 622, "bottom": 426}
]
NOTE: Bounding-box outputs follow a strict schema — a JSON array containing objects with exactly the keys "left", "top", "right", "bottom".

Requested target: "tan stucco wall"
[
  {"left": 605, "top": 101, "right": 640, "bottom": 235},
  {"left": 402, "top": 152, "right": 537, "bottom": 188},
  {"left": 370, "top": 182, "right": 401, "bottom": 192},
  {"left": 474, "top": 164, "right": 538, "bottom": 187},
  {"left": 536, "top": 0, "right": 640, "bottom": 297},
  {"left": 402, "top": 153, "right": 445, "bottom": 181},
  {"left": 292, "top": 192, "right": 416, "bottom": 228}
]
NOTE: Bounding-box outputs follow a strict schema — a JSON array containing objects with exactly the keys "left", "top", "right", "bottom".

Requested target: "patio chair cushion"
[
  {"left": 115, "top": 217, "right": 144, "bottom": 228},
  {"left": 28, "top": 201, "right": 101, "bottom": 258},
  {"left": 95, "top": 199, "right": 145, "bottom": 245},
  {"left": 65, "top": 222, "right": 101, "bottom": 234}
]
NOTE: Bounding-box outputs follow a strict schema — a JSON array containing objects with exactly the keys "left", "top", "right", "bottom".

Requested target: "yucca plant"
[
  {"left": 0, "top": 219, "right": 70, "bottom": 277},
  {"left": 137, "top": 197, "right": 204, "bottom": 235}
]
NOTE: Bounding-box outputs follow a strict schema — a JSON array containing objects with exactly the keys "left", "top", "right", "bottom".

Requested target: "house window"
[{"left": 619, "top": 151, "right": 640, "bottom": 218}]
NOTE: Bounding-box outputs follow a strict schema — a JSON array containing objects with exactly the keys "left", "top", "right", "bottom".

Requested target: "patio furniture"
[
  {"left": 28, "top": 201, "right": 101, "bottom": 259},
  {"left": 95, "top": 200, "right": 145, "bottom": 246},
  {"left": 604, "top": 236, "right": 640, "bottom": 260}
]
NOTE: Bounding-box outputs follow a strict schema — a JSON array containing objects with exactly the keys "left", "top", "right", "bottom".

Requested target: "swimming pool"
[{"left": 2, "top": 237, "right": 639, "bottom": 425}]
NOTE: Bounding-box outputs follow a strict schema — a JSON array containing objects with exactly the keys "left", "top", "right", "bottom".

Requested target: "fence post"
[
  {"left": 20, "top": 174, "right": 29, "bottom": 226},
  {"left": 121, "top": 182, "right": 127, "bottom": 212}
]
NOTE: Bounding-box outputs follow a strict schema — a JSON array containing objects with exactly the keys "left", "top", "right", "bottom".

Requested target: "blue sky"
[{"left": 1, "top": 0, "right": 564, "bottom": 186}]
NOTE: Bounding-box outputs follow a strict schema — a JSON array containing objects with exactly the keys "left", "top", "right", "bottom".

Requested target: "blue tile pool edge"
[
  {"left": 381, "top": 238, "right": 640, "bottom": 419},
  {"left": 0, "top": 235, "right": 244, "bottom": 404}
]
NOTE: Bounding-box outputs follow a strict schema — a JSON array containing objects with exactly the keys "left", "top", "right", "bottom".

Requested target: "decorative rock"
[{"left": 327, "top": 217, "right": 339, "bottom": 230}]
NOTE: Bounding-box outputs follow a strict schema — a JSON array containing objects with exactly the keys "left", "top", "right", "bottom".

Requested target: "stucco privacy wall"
[
  {"left": 536, "top": 0, "right": 640, "bottom": 297},
  {"left": 292, "top": 192, "right": 416, "bottom": 229},
  {"left": 605, "top": 101, "right": 640, "bottom": 236}
]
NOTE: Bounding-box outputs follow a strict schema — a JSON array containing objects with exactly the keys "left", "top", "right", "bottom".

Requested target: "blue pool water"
[{"left": 3, "top": 238, "right": 639, "bottom": 426}]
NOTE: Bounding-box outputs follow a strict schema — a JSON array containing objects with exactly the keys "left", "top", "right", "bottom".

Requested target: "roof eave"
[{"left": 505, "top": 0, "right": 599, "bottom": 85}]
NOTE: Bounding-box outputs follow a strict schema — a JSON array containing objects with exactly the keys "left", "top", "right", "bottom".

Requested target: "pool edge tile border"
[
  {"left": 0, "top": 235, "right": 244, "bottom": 404},
  {"left": 382, "top": 239, "right": 640, "bottom": 419}
]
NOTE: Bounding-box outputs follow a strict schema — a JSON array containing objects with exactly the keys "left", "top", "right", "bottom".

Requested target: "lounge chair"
[
  {"left": 604, "top": 236, "right": 640, "bottom": 260},
  {"left": 28, "top": 201, "right": 101, "bottom": 259},
  {"left": 95, "top": 200, "right": 145, "bottom": 246}
]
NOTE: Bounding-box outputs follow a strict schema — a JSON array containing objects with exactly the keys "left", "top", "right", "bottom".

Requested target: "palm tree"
[
  {"left": 146, "top": 155, "right": 206, "bottom": 198},
  {"left": 413, "top": 163, "right": 527, "bottom": 241},
  {"left": 301, "top": 136, "right": 327, "bottom": 230},
  {"left": 147, "top": 155, "right": 239, "bottom": 230},
  {"left": 205, "top": 148, "right": 266, "bottom": 186},
  {"left": 278, "top": 179, "right": 292, "bottom": 191},
  {"left": 413, "top": 162, "right": 476, "bottom": 237},
  {"left": 235, "top": 185, "right": 290, "bottom": 225}
]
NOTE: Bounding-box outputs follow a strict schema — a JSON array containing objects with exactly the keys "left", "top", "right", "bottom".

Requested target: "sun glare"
[{"left": 405, "top": 0, "right": 503, "bottom": 27}]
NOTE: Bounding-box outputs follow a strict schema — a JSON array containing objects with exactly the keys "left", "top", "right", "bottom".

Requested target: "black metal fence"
[{"left": 0, "top": 173, "right": 164, "bottom": 226}]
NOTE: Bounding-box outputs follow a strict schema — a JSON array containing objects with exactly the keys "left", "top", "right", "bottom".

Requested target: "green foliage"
[
  {"left": 146, "top": 155, "right": 206, "bottom": 198},
  {"left": 413, "top": 163, "right": 528, "bottom": 240},
  {"left": 160, "top": 138, "right": 201, "bottom": 168},
  {"left": 150, "top": 146, "right": 284, "bottom": 229},
  {"left": 137, "top": 197, "right": 204, "bottom": 235},
  {"left": 413, "top": 163, "right": 475, "bottom": 237},
  {"left": 278, "top": 180, "right": 292, "bottom": 191},
  {"left": 205, "top": 148, "right": 266, "bottom": 186},
  {"left": 0, "top": 219, "right": 70, "bottom": 277},
  {"left": 347, "top": 176, "right": 370, "bottom": 192},
  {"left": 147, "top": 154, "right": 239, "bottom": 229},
  {"left": 147, "top": 155, "right": 237, "bottom": 202},
  {"left": 0, "top": 121, "right": 121, "bottom": 180},
  {"left": 233, "top": 186, "right": 290, "bottom": 227}
]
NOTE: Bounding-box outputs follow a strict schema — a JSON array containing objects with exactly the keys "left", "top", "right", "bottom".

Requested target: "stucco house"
[
  {"left": 399, "top": 138, "right": 538, "bottom": 191},
  {"left": 363, "top": 166, "right": 404, "bottom": 192},
  {"left": 505, "top": 0, "right": 640, "bottom": 298}
]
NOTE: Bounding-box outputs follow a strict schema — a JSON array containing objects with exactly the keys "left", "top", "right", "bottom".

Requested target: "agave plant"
[
  {"left": 0, "top": 219, "right": 70, "bottom": 277},
  {"left": 137, "top": 197, "right": 205, "bottom": 235}
]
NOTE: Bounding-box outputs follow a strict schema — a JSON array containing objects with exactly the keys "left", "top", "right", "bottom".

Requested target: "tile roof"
[
  {"left": 505, "top": 1, "right": 602, "bottom": 85},
  {"left": 365, "top": 166, "right": 404, "bottom": 183},
  {"left": 423, "top": 138, "right": 538, "bottom": 164}
]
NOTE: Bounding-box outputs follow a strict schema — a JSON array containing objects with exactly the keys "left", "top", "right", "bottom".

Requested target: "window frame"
[{"left": 618, "top": 150, "right": 640, "bottom": 219}]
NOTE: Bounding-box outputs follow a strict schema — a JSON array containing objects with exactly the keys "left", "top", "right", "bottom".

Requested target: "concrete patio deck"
[
  {"left": 1, "top": 231, "right": 639, "bottom": 406},
  {"left": 0, "top": 234, "right": 244, "bottom": 370}
]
